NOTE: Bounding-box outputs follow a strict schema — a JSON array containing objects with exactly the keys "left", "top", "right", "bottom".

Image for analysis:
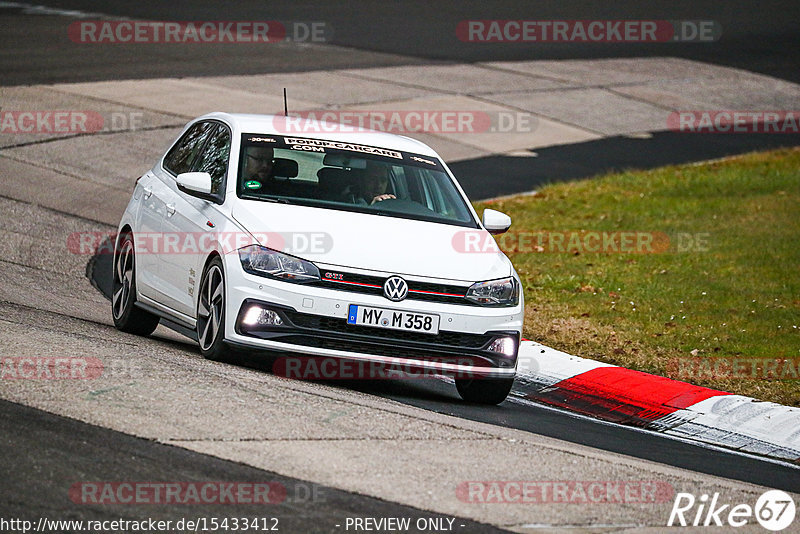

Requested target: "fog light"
[
  {"left": 488, "top": 336, "right": 516, "bottom": 357},
  {"left": 242, "top": 306, "right": 284, "bottom": 327}
]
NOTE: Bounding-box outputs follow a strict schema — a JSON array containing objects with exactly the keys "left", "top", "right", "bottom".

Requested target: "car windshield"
[{"left": 236, "top": 134, "right": 478, "bottom": 227}]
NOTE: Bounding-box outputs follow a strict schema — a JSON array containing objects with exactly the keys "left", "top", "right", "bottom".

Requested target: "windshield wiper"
[{"left": 243, "top": 195, "right": 291, "bottom": 204}]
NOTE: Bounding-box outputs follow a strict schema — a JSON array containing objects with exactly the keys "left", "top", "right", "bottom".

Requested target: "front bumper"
[{"left": 223, "top": 257, "right": 523, "bottom": 378}]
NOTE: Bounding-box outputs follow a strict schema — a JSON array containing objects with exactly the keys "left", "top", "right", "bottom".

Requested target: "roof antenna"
[{"left": 283, "top": 88, "right": 288, "bottom": 116}]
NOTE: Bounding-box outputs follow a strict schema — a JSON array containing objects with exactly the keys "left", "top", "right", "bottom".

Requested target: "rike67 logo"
[{"left": 668, "top": 490, "right": 796, "bottom": 531}]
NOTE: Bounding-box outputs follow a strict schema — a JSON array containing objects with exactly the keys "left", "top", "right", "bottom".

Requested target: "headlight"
[
  {"left": 238, "top": 245, "right": 320, "bottom": 283},
  {"left": 465, "top": 277, "right": 519, "bottom": 307}
]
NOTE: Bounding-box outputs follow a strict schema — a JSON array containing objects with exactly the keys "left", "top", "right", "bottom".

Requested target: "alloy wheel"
[{"left": 197, "top": 264, "right": 224, "bottom": 351}]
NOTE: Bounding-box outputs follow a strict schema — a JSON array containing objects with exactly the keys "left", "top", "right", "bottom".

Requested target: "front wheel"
[
  {"left": 111, "top": 233, "right": 160, "bottom": 336},
  {"left": 196, "top": 257, "right": 230, "bottom": 361},
  {"left": 455, "top": 376, "right": 514, "bottom": 405}
]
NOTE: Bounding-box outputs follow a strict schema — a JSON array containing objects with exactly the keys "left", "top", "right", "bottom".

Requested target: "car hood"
[{"left": 231, "top": 200, "right": 512, "bottom": 282}]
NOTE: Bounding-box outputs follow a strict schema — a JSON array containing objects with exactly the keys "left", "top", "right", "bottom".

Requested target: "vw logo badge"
[{"left": 383, "top": 276, "right": 408, "bottom": 302}]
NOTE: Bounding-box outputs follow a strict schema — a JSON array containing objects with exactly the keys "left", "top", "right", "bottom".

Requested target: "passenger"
[{"left": 350, "top": 161, "right": 396, "bottom": 205}]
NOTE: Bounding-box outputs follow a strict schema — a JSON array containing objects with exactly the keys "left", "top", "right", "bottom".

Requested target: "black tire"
[
  {"left": 112, "top": 233, "right": 160, "bottom": 336},
  {"left": 455, "top": 376, "right": 514, "bottom": 405},
  {"left": 196, "top": 256, "right": 230, "bottom": 361}
]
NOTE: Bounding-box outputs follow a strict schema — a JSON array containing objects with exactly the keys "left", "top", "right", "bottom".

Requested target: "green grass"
[{"left": 474, "top": 148, "right": 800, "bottom": 406}]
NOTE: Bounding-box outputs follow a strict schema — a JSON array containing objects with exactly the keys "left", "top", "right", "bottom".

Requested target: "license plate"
[{"left": 347, "top": 304, "right": 440, "bottom": 335}]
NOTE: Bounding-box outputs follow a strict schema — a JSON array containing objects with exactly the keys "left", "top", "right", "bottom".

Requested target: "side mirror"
[
  {"left": 176, "top": 172, "right": 212, "bottom": 195},
  {"left": 482, "top": 208, "right": 512, "bottom": 235}
]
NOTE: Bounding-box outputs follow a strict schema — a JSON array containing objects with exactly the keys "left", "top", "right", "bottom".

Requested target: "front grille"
[
  {"left": 315, "top": 269, "right": 475, "bottom": 306},
  {"left": 282, "top": 309, "right": 491, "bottom": 348}
]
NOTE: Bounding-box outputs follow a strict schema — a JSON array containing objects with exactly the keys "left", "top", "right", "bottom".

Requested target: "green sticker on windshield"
[{"left": 244, "top": 180, "right": 262, "bottom": 190}]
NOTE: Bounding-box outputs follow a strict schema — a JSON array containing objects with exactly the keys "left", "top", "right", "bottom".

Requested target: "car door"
[
  {"left": 148, "top": 121, "right": 217, "bottom": 309},
  {"left": 133, "top": 170, "right": 165, "bottom": 299},
  {"left": 160, "top": 122, "right": 231, "bottom": 317}
]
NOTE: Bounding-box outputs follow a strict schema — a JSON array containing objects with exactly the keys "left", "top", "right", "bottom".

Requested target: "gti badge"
[{"left": 383, "top": 276, "right": 408, "bottom": 302}]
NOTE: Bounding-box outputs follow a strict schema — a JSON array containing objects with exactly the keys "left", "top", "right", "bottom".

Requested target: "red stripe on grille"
[
  {"left": 325, "top": 279, "right": 381, "bottom": 288},
  {"left": 409, "top": 289, "right": 464, "bottom": 297}
]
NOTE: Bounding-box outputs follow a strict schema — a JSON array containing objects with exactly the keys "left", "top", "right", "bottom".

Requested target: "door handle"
[
  {"left": 143, "top": 186, "right": 152, "bottom": 199},
  {"left": 166, "top": 203, "right": 176, "bottom": 217}
]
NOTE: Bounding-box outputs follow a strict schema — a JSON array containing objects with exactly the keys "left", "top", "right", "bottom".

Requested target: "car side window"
[
  {"left": 193, "top": 124, "right": 231, "bottom": 196},
  {"left": 163, "top": 122, "right": 214, "bottom": 175}
]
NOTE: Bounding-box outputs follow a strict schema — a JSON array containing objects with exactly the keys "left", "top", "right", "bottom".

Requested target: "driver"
[
  {"left": 354, "top": 160, "right": 396, "bottom": 205},
  {"left": 243, "top": 146, "right": 274, "bottom": 181}
]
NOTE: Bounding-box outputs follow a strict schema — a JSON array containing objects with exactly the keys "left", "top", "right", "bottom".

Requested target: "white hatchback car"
[{"left": 113, "top": 113, "right": 524, "bottom": 403}]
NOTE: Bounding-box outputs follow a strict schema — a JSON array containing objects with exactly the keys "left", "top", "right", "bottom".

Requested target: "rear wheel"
[
  {"left": 455, "top": 376, "right": 514, "bottom": 405},
  {"left": 197, "top": 257, "right": 229, "bottom": 361},
  {"left": 112, "top": 233, "right": 160, "bottom": 336}
]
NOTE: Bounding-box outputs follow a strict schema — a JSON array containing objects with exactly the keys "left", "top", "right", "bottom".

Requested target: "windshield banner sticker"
[{"left": 283, "top": 137, "right": 403, "bottom": 159}]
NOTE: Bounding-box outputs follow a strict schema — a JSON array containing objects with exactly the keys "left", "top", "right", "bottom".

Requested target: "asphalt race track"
[
  {"left": 2, "top": 0, "right": 799, "bottom": 84},
  {"left": 2, "top": 1, "right": 800, "bottom": 532},
  {"left": 69, "top": 254, "right": 796, "bottom": 495},
  {"left": 0, "top": 399, "right": 507, "bottom": 533},
  {"left": 451, "top": 130, "right": 800, "bottom": 199},
  {"left": 82, "top": 247, "right": 800, "bottom": 494}
]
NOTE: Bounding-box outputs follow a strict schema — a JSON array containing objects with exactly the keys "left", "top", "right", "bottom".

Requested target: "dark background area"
[{"left": 1, "top": 0, "right": 799, "bottom": 84}]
